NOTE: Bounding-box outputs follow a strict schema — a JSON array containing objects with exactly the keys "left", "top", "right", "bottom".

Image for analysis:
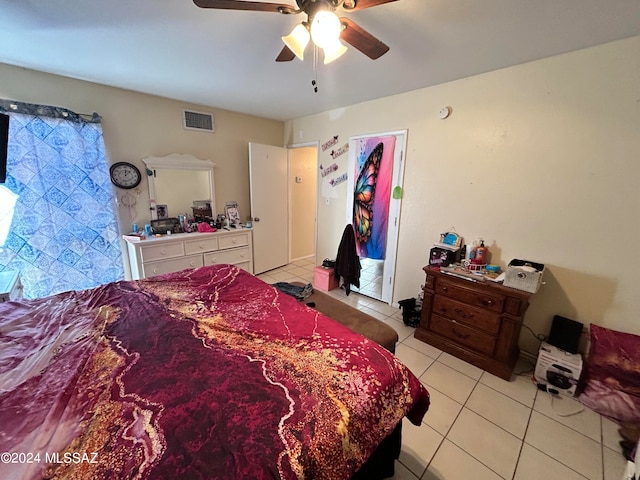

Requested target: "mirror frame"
[{"left": 142, "top": 153, "right": 216, "bottom": 220}]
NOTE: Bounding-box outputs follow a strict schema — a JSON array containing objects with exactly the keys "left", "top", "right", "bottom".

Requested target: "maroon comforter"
[{"left": 0, "top": 264, "right": 429, "bottom": 479}]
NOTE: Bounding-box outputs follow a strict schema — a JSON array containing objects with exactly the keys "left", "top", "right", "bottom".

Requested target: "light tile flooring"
[
  {"left": 256, "top": 258, "right": 628, "bottom": 480},
  {"left": 352, "top": 257, "right": 384, "bottom": 299}
]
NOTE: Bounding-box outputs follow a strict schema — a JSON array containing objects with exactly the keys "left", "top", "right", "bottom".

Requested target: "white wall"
[{"left": 285, "top": 36, "right": 640, "bottom": 354}]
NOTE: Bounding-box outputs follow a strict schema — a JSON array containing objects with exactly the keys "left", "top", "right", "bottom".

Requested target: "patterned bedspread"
[{"left": 0, "top": 264, "right": 429, "bottom": 480}]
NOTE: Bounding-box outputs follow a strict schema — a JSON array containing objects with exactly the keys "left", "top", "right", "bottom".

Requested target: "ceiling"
[{"left": 1, "top": 0, "right": 639, "bottom": 121}]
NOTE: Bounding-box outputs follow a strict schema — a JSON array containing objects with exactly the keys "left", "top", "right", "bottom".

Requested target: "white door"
[
  {"left": 346, "top": 130, "right": 407, "bottom": 304},
  {"left": 249, "top": 142, "right": 289, "bottom": 274}
]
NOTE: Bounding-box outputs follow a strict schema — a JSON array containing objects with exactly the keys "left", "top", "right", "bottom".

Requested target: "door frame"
[
  {"left": 286, "top": 141, "right": 320, "bottom": 265},
  {"left": 345, "top": 130, "right": 408, "bottom": 304}
]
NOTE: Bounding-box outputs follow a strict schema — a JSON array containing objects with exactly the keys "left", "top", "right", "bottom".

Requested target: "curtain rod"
[{"left": 0, "top": 99, "right": 101, "bottom": 124}]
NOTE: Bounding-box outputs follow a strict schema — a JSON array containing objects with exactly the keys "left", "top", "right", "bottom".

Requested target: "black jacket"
[{"left": 334, "top": 224, "right": 361, "bottom": 295}]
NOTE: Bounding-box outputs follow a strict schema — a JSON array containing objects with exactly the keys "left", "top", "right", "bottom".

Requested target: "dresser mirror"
[{"left": 142, "top": 153, "right": 216, "bottom": 221}]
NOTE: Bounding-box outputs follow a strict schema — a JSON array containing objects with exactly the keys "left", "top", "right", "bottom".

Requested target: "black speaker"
[
  {"left": 547, "top": 315, "right": 583, "bottom": 354},
  {"left": 0, "top": 113, "right": 9, "bottom": 184}
]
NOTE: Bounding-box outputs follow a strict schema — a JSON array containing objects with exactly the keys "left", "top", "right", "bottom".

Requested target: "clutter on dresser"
[
  {"left": 150, "top": 217, "right": 182, "bottom": 235},
  {"left": 428, "top": 230, "right": 462, "bottom": 267},
  {"left": 503, "top": 259, "right": 545, "bottom": 293},
  {"left": 225, "top": 201, "right": 241, "bottom": 227}
]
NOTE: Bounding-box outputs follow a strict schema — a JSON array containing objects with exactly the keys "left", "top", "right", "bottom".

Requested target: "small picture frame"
[
  {"left": 156, "top": 204, "right": 168, "bottom": 219},
  {"left": 225, "top": 201, "right": 241, "bottom": 225}
]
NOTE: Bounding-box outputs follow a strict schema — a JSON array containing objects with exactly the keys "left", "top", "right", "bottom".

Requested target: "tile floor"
[
  {"left": 352, "top": 257, "right": 384, "bottom": 298},
  {"left": 256, "top": 258, "right": 629, "bottom": 480}
]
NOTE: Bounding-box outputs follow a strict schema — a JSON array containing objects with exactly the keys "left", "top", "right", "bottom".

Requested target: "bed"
[{"left": 0, "top": 264, "right": 429, "bottom": 479}]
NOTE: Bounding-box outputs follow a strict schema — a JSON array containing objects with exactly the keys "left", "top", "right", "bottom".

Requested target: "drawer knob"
[
  {"left": 483, "top": 299, "right": 493, "bottom": 306},
  {"left": 232, "top": 239, "right": 238, "bottom": 244},
  {"left": 199, "top": 243, "right": 205, "bottom": 249},
  {"left": 452, "top": 329, "right": 470, "bottom": 340},
  {"left": 454, "top": 308, "right": 474, "bottom": 319},
  {"left": 442, "top": 286, "right": 448, "bottom": 292},
  {"left": 160, "top": 248, "right": 166, "bottom": 255}
]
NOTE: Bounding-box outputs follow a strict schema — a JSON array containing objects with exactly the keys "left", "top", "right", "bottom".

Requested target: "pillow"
[{"left": 578, "top": 324, "right": 640, "bottom": 424}]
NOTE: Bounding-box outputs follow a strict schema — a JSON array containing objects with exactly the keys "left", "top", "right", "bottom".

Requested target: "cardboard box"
[
  {"left": 314, "top": 266, "right": 339, "bottom": 292},
  {"left": 534, "top": 342, "right": 583, "bottom": 397}
]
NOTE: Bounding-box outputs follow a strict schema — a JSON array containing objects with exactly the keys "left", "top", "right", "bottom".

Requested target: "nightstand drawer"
[
  {"left": 433, "top": 296, "right": 501, "bottom": 335},
  {"left": 430, "top": 314, "right": 496, "bottom": 356},
  {"left": 436, "top": 279, "right": 504, "bottom": 313}
]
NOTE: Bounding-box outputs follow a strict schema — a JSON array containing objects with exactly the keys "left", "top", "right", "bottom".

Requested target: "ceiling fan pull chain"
[{"left": 312, "top": 45, "right": 319, "bottom": 93}]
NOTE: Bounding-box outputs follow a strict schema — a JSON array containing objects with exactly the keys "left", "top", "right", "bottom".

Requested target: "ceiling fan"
[{"left": 192, "top": 0, "right": 398, "bottom": 64}]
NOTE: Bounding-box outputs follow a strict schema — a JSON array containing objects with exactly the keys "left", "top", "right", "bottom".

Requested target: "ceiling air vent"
[{"left": 183, "top": 109, "right": 214, "bottom": 133}]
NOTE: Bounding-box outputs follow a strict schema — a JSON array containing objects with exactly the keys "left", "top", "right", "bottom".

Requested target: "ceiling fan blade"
[
  {"left": 275, "top": 45, "right": 296, "bottom": 62},
  {"left": 340, "top": 17, "right": 389, "bottom": 59},
  {"left": 341, "top": 0, "right": 399, "bottom": 12},
  {"left": 193, "top": 0, "right": 295, "bottom": 13}
]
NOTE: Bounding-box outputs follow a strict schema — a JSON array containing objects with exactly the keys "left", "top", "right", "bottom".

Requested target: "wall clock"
[{"left": 110, "top": 162, "right": 141, "bottom": 189}]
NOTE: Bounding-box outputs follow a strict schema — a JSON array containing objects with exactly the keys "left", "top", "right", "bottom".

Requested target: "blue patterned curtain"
[{"left": 0, "top": 99, "right": 124, "bottom": 298}]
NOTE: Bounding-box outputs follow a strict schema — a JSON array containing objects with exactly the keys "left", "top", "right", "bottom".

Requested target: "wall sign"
[
  {"left": 330, "top": 172, "right": 348, "bottom": 187},
  {"left": 330, "top": 143, "right": 349, "bottom": 159},
  {"left": 322, "top": 135, "right": 339, "bottom": 152},
  {"left": 320, "top": 163, "right": 339, "bottom": 177}
]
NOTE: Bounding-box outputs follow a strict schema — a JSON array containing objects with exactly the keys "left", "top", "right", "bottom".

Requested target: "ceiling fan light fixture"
[
  {"left": 323, "top": 39, "right": 348, "bottom": 64},
  {"left": 282, "top": 23, "right": 310, "bottom": 60},
  {"left": 310, "top": 10, "right": 342, "bottom": 49}
]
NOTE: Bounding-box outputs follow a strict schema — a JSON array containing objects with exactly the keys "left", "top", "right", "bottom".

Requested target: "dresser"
[
  {"left": 125, "top": 230, "right": 253, "bottom": 280},
  {"left": 415, "top": 266, "right": 532, "bottom": 380},
  {"left": 0, "top": 270, "right": 23, "bottom": 302}
]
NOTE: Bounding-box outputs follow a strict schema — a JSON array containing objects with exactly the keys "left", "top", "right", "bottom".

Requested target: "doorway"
[
  {"left": 345, "top": 130, "right": 407, "bottom": 304},
  {"left": 288, "top": 145, "right": 318, "bottom": 262}
]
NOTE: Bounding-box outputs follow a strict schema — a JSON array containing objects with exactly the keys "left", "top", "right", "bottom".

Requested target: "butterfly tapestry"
[{"left": 353, "top": 142, "right": 383, "bottom": 244}]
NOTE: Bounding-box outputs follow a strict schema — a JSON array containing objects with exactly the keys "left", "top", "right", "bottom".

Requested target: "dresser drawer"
[
  {"left": 204, "top": 246, "right": 251, "bottom": 266},
  {"left": 218, "top": 233, "right": 249, "bottom": 250},
  {"left": 140, "top": 241, "right": 185, "bottom": 262},
  {"left": 430, "top": 314, "right": 496, "bottom": 356},
  {"left": 432, "top": 296, "right": 501, "bottom": 335},
  {"left": 184, "top": 237, "right": 219, "bottom": 255},
  {"left": 436, "top": 279, "right": 504, "bottom": 313},
  {"left": 142, "top": 255, "right": 203, "bottom": 277}
]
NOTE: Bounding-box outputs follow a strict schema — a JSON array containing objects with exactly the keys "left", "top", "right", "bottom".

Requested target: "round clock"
[{"left": 109, "top": 162, "right": 141, "bottom": 189}]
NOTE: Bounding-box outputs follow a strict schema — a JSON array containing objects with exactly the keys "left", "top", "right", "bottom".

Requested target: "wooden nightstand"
[{"left": 0, "top": 270, "right": 23, "bottom": 302}]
